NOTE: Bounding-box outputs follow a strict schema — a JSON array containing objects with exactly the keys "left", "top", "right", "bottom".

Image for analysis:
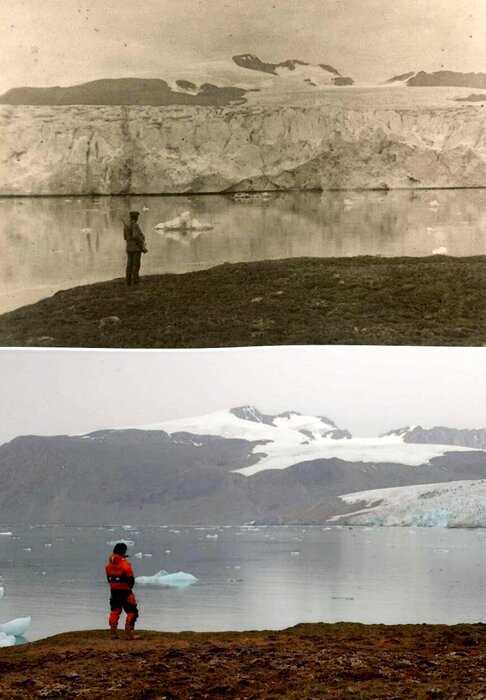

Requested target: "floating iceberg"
[
  {"left": 136, "top": 570, "right": 198, "bottom": 588},
  {"left": 205, "top": 534, "right": 218, "bottom": 539},
  {"left": 0, "top": 616, "right": 31, "bottom": 637},
  {"left": 432, "top": 246, "right": 448, "bottom": 255},
  {"left": 0, "top": 632, "right": 15, "bottom": 648},
  {"left": 155, "top": 211, "right": 213, "bottom": 231},
  {"left": 0, "top": 586, "right": 4, "bottom": 599},
  {"left": 232, "top": 192, "right": 272, "bottom": 202},
  {"left": 134, "top": 552, "right": 153, "bottom": 559},
  {"left": 0, "top": 532, "right": 12, "bottom": 537}
]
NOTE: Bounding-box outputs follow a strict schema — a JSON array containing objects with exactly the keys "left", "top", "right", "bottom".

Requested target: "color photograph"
[{"left": 1, "top": 346, "right": 486, "bottom": 696}]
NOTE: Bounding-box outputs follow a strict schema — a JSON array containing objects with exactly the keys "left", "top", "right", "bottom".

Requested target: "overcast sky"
[
  {"left": 0, "top": 346, "right": 484, "bottom": 445},
  {"left": 1, "top": 0, "right": 485, "bottom": 93}
]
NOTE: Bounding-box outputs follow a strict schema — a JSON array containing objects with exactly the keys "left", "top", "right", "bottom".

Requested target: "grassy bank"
[
  {"left": 1, "top": 623, "right": 486, "bottom": 698},
  {"left": 0, "top": 256, "right": 484, "bottom": 347}
]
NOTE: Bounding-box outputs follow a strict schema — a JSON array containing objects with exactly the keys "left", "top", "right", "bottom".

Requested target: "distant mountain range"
[
  {"left": 1, "top": 407, "right": 485, "bottom": 526},
  {"left": 0, "top": 78, "right": 248, "bottom": 107},
  {"left": 0, "top": 54, "right": 355, "bottom": 106},
  {"left": 387, "top": 70, "right": 486, "bottom": 89}
]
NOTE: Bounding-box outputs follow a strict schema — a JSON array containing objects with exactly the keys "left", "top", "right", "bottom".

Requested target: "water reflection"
[{"left": 0, "top": 189, "right": 485, "bottom": 313}]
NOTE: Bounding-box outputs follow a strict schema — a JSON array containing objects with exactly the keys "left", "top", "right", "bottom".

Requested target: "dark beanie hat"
[{"left": 113, "top": 542, "right": 128, "bottom": 555}]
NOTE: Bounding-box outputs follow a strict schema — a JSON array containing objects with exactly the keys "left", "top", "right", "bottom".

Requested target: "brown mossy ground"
[
  {"left": 0, "top": 256, "right": 485, "bottom": 348},
  {"left": 2, "top": 623, "right": 486, "bottom": 698}
]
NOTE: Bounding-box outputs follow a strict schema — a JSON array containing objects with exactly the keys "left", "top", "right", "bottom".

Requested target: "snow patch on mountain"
[
  {"left": 234, "top": 436, "right": 479, "bottom": 477},
  {"left": 333, "top": 479, "right": 486, "bottom": 527}
]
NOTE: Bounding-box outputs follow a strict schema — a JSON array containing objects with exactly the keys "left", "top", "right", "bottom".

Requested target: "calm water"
[
  {"left": 1, "top": 525, "right": 485, "bottom": 642},
  {"left": 1, "top": 189, "right": 486, "bottom": 314}
]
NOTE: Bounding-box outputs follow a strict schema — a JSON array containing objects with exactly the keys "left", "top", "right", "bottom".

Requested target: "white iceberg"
[
  {"left": 155, "top": 210, "right": 213, "bottom": 231},
  {"left": 0, "top": 586, "right": 4, "bottom": 599},
  {"left": 0, "top": 616, "right": 31, "bottom": 637},
  {"left": 0, "top": 632, "right": 15, "bottom": 647},
  {"left": 0, "top": 532, "right": 12, "bottom": 537},
  {"left": 135, "top": 570, "right": 198, "bottom": 588},
  {"left": 134, "top": 552, "right": 153, "bottom": 559},
  {"left": 205, "top": 534, "right": 218, "bottom": 539},
  {"left": 432, "top": 246, "right": 448, "bottom": 255}
]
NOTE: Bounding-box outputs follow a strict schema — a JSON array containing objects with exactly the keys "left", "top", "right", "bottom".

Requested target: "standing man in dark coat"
[{"left": 124, "top": 210, "right": 148, "bottom": 286}]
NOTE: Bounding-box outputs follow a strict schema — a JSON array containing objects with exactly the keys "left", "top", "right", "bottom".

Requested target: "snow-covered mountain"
[
  {"left": 332, "top": 479, "right": 486, "bottom": 528},
  {"left": 2, "top": 407, "right": 486, "bottom": 526},
  {"left": 232, "top": 54, "right": 354, "bottom": 87}
]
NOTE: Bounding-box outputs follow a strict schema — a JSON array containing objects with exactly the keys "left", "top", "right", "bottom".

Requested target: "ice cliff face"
[
  {"left": 333, "top": 479, "right": 486, "bottom": 528},
  {"left": 2, "top": 96, "right": 486, "bottom": 195}
]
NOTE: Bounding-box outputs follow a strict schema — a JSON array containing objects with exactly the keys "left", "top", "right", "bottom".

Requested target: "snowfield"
[
  {"left": 107, "top": 408, "right": 482, "bottom": 477},
  {"left": 333, "top": 479, "right": 486, "bottom": 527}
]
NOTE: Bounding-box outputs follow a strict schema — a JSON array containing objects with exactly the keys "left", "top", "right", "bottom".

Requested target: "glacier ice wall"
[
  {"left": 1, "top": 100, "right": 486, "bottom": 195},
  {"left": 334, "top": 479, "right": 486, "bottom": 528}
]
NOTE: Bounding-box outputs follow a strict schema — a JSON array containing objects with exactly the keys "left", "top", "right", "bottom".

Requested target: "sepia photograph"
[
  {"left": 1, "top": 345, "right": 486, "bottom": 696},
  {"left": 0, "top": 1, "right": 485, "bottom": 347}
]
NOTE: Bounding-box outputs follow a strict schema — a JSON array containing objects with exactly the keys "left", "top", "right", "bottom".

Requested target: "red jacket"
[{"left": 105, "top": 554, "right": 135, "bottom": 590}]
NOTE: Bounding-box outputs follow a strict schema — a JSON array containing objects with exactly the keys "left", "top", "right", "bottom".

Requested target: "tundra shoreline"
[
  {"left": 0, "top": 256, "right": 484, "bottom": 348},
  {"left": 1, "top": 623, "right": 486, "bottom": 698}
]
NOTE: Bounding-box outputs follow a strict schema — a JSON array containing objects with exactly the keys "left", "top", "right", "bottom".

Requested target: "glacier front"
[
  {"left": 2, "top": 88, "right": 486, "bottom": 195},
  {"left": 333, "top": 479, "right": 486, "bottom": 527}
]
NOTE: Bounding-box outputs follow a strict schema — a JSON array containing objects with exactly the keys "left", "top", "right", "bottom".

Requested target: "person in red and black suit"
[{"left": 105, "top": 542, "right": 140, "bottom": 639}]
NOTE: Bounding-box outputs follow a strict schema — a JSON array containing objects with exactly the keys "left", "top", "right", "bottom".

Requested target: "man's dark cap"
[
  {"left": 113, "top": 542, "right": 128, "bottom": 555},
  {"left": 129, "top": 210, "right": 140, "bottom": 219}
]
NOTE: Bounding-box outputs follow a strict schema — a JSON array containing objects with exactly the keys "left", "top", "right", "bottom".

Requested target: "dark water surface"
[
  {"left": 1, "top": 189, "right": 485, "bottom": 313},
  {"left": 0, "top": 525, "right": 485, "bottom": 642}
]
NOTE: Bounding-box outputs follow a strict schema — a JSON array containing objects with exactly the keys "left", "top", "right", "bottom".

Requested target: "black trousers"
[{"left": 126, "top": 251, "right": 142, "bottom": 285}]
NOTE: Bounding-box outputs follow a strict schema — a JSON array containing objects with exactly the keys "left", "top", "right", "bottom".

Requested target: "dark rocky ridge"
[
  {"left": 232, "top": 53, "right": 354, "bottom": 85},
  {"left": 388, "top": 69, "right": 486, "bottom": 89},
  {"left": 0, "top": 78, "right": 247, "bottom": 106},
  {"left": 387, "top": 426, "right": 486, "bottom": 450}
]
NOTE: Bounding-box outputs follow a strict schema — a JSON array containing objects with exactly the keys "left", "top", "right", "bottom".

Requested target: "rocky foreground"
[
  {"left": 0, "top": 256, "right": 484, "bottom": 348},
  {"left": 2, "top": 623, "right": 486, "bottom": 699}
]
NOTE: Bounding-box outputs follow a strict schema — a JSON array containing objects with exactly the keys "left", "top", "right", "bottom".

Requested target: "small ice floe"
[
  {"left": 134, "top": 552, "right": 153, "bottom": 559},
  {"left": 290, "top": 551, "right": 301, "bottom": 556},
  {"left": 121, "top": 525, "right": 133, "bottom": 531},
  {"left": 0, "top": 617, "right": 31, "bottom": 637},
  {"left": 136, "top": 570, "right": 198, "bottom": 588},
  {"left": 164, "top": 549, "right": 172, "bottom": 555},
  {"left": 343, "top": 198, "right": 354, "bottom": 209},
  {"left": 429, "top": 200, "right": 440, "bottom": 209},
  {"left": 81, "top": 227, "right": 93, "bottom": 234},
  {"left": 0, "top": 532, "right": 13, "bottom": 537},
  {"left": 432, "top": 246, "right": 448, "bottom": 255},
  {"left": 44, "top": 543, "right": 52, "bottom": 549},
  {"left": 0, "top": 586, "right": 4, "bottom": 599},
  {"left": 331, "top": 596, "right": 354, "bottom": 601},
  {"left": 142, "top": 206, "right": 150, "bottom": 212},
  {"left": 155, "top": 211, "right": 213, "bottom": 231},
  {"left": 107, "top": 539, "right": 135, "bottom": 547},
  {"left": 205, "top": 534, "right": 219, "bottom": 540},
  {"left": 232, "top": 192, "right": 272, "bottom": 202},
  {"left": 169, "top": 529, "right": 181, "bottom": 534}
]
